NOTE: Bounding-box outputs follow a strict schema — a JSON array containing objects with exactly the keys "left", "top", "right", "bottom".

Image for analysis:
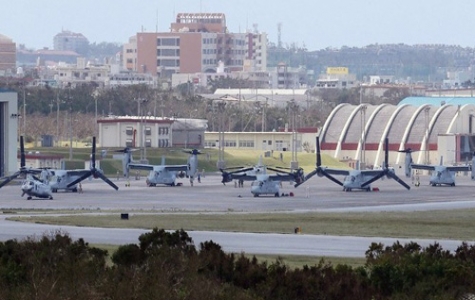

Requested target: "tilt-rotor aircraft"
[
  {"left": 65, "top": 137, "right": 119, "bottom": 191},
  {"left": 119, "top": 148, "right": 202, "bottom": 187},
  {"left": 398, "top": 148, "right": 474, "bottom": 186},
  {"left": 0, "top": 136, "right": 53, "bottom": 200},
  {"left": 295, "top": 136, "right": 410, "bottom": 191},
  {"left": 220, "top": 156, "right": 268, "bottom": 185},
  {"left": 232, "top": 166, "right": 304, "bottom": 197}
]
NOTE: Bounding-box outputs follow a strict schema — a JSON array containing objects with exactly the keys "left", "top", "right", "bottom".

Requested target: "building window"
[
  {"left": 224, "top": 140, "right": 236, "bottom": 147},
  {"left": 158, "top": 38, "right": 179, "bottom": 46},
  {"left": 126, "top": 139, "right": 133, "bottom": 147},
  {"left": 126, "top": 127, "right": 133, "bottom": 135},
  {"left": 145, "top": 127, "right": 151, "bottom": 136},
  {"left": 158, "top": 139, "right": 169, "bottom": 148},
  {"left": 239, "top": 140, "right": 254, "bottom": 147},
  {"left": 145, "top": 139, "right": 152, "bottom": 147},
  {"left": 204, "top": 140, "right": 216, "bottom": 148}
]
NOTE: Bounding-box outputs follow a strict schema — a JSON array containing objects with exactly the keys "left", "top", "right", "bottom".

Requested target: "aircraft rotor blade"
[
  {"left": 386, "top": 172, "right": 411, "bottom": 190},
  {"left": 223, "top": 166, "right": 245, "bottom": 171},
  {"left": 320, "top": 169, "right": 344, "bottom": 186},
  {"left": 91, "top": 137, "right": 96, "bottom": 170},
  {"left": 67, "top": 172, "right": 92, "bottom": 188},
  {"left": 96, "top": 172, "right": 119, "bottom": 190},
  {"left": 316, "top": 136, "right": 322, "bottom": 167},
  {"left": 267, "top": 166, "right": 292, "bottom": 173},
  {"left": 361, "top": 171, "right": 386, "bottom": 187},
  {"left": 384, "top": 137, "right": 389, "bottom": 169},
  {"left": 20, "top": 136, "right": 25, "bottom": 168},
  {"left": 229, "top": 167, "right": 254, "bottom": 174},
  {"left": 0, "top": 172, "right": 20, "bottom": 188}
]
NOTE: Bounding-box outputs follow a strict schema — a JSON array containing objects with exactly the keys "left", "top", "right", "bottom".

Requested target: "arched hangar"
[{"left": 320, "top": 97, "right": 475, "bottom": 168}]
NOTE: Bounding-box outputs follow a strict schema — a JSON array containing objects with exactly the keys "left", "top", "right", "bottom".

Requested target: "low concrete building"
[{"left": 97, "top": 116, "right": 207, "bottom": 149}]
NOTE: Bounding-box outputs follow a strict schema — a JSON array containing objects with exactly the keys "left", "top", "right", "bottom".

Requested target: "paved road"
[{"left": 1, "top": 174, "right": 475, "bottom": 257}]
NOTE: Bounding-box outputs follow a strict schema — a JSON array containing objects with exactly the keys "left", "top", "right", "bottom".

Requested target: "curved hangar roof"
[{"left": 320, "top": 97, "right": 475, "bottom": 163}]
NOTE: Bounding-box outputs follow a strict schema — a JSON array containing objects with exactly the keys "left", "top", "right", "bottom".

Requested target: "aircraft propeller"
[
  {"left": 0, "top": 136, "right": 42, "bottom": 189},
  {"left": 361, "top": 138, "right": 411, "bottom": 190},
  {"left": 294, "top": 136, "right": 344, "bottom": 187},
  {"left": 66, "top": 137, "right": 119, "bottom": 190},
  {"left": 220, "top": 166, "right": 254, "bottom": 184}
]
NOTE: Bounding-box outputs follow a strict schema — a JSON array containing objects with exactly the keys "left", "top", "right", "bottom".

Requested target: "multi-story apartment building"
[
  {"left": 125, "top": 13, "right": 266, "bottom": 78},
  {"left": 0, "top": 34, "right": 16, "bottom": 76},
  {"left": 53, "top": 30, "right": 89, "bottom": 56}
]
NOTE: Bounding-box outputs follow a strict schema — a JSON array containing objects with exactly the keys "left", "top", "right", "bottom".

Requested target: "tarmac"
[{"left": 1, "top": 173, "right": 475, "bottom": 213}]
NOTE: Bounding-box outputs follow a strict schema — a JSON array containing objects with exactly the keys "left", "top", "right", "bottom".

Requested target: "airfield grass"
[{"left": 10, "top": 208, "right": 475, "bottom": 241}]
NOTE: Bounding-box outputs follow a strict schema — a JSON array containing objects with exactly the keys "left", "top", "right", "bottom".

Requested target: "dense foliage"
[{"left": 1, "top": 228, "right": 475, "bottom": 299}]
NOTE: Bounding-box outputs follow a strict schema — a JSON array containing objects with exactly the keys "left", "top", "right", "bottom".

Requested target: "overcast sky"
[{"left": 3, "top": 0, "right": 475, "bottom": 51}]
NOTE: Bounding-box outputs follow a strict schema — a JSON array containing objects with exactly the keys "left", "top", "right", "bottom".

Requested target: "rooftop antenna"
[
  {"left": 277, "top": 22, "right": 282, "bottom": 48},
  {"left": 253, "top": 23, "right": 258, "bottom": 34}
]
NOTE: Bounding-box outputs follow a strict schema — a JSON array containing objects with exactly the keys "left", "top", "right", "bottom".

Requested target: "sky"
[{"left": 2, "top": 0, "right": 475, "bottom": 51}]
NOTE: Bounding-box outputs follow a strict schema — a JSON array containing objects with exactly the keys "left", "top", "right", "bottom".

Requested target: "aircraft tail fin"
[
  {"left": 257, "top": 155, "right": 263, "bottom": 167},
  {"left": 122, "top": 149, "right": 132, "bottom": 178},
  {"left": 186, "top": 151, "right": 200, "bottom": 179},
  {"left": 439, "top": 156, "right": 443, "bottom": 166}
]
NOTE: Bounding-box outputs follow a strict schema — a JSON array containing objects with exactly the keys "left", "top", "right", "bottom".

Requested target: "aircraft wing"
[
  {"left": 360, "top": 170, "right": 387, "bottom": 177},
  {"left": 411, "top": 164, "right": 436, "bottom": 171},
  {"left": 127, "top": 163, "right": 154, "bottom": 171},
  {"left": 65, "top": 170, "right": 92, "bottom": 177},
  {"left": 267, "top": 173, "right": 296, "bottom": 182},
  {"left": 323, "top": 168, "right": 351, "bottom": 176},
  {"left": 445, "top": 165, "right": 471, "bottom": 172},
  {"left": 163, "top": 165, "right": 188, "bottom": 172}
]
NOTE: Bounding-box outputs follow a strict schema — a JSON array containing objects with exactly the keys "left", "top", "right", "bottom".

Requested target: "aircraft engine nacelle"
[
  {"left": 221, "top": 173, "right": 233, "bottom": 183},
  {"left": 178, "top": 171, "right": 185, "bottom": 178}
]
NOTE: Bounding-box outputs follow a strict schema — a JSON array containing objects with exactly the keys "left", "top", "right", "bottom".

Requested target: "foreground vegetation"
[
  {"left": 11, "top": 208, "right": 475, "bottom": 241},
  {"left": 1, "top": 228, "right": 474, "bottom": 299}
]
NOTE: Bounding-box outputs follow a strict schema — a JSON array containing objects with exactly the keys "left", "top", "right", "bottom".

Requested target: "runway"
[{"left": 1, "top": 173, "right": 475, "bottom": 257}]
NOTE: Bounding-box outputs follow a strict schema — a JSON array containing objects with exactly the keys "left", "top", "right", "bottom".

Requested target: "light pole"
[
  {"left": 56, "top": 90, "right": 60, "bottom": 146},
  {"left": 22, "top": 87, "right": 26, "bottom": 136},
  {"left": 134, "top": 98, "right": 148, "bottom": 161},
  {"left": 93, "top": 89, "right": 99, "bottom": 138}
]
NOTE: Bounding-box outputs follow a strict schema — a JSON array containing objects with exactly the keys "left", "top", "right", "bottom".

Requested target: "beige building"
[
  {"left": 0, "top": 34, "right": 16, "bottom": 76},
  {"left": 204, "top": 130, "right": 317, "bottom": 153},
  {"left": 98, "top": 116, "right": 174, "bottom": 148}
]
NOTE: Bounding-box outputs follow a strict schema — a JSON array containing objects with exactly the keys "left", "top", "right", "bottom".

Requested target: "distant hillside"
[{"left": 268, "top": 43, "right": 475, "bottom": 83}]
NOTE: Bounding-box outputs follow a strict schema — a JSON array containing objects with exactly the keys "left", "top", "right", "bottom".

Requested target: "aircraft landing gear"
[
  {"left": 275, "top": 193, "right": 280, "bottom": 197},
  {"left": 49, "top": 196, "right": 53, "bottom": 200},
  {"left": 27, "top": 196, "right": 32, "bottom": 200},
  {"left": 253, "top": 193, "right": 259, "bottom": 197},
  {"left": 451, "top": 182, "right": 455, "bottom": 186},
  {"left": 72, "top": 188, "right": 78, "bottom": 193}
]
